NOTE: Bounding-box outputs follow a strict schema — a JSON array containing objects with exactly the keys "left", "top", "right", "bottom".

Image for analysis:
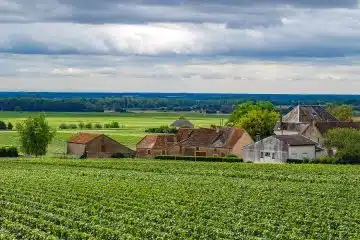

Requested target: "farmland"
[
  {"left": 0, "top": 158, "right": 360, "bottom": 239},
  {"left": 0, "top": 111, "right": 224, "bottom": 153}
]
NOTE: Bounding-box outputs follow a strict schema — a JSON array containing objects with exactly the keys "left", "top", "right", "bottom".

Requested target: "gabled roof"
[
  {"left": 283, "top": 105, "right": 338, "bottom": 123},
  {"left": 136, "top": 135, "right": 178, "bottom": 149},
  {"left": 170, "top": 119, "right": 194, "bottom": 128},
  {"left": 315, "top": 121, "right": 360, "bottom": 135},
  {"left": 68, "top": 133, "right": 102, "bottom": 144},
  {"left": 273, "top": 135, "right": 317, "bottom": 146},
  {"left": 180, "top": 127, "right": 248, "bottom": 149}
]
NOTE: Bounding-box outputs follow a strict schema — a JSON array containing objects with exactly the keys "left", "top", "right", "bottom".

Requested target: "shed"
[
  {"left": 67, "top": 133, "right": 135, "bottom": 158},
  {"left": 170, "top": 119, "right": 194, "bottom": 128}
]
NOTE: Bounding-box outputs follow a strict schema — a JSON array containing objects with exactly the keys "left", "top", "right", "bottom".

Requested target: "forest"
[{"left": 0, "top": 92, "right": 359, "bottom": 113}]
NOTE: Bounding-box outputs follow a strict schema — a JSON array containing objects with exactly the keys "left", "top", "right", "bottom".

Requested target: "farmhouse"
[
  {"left": 170, "top": 118, "right": 194, "bottom": 129},
  {"left": 67, "top": 133, "right": 135, "bottom": 158},
  {"left": 136, "top": 127, "right": 253, "bottom": 158},
  {"left": 301, "top": 121, "right": 360, "bottom": 145},
  {"left": 243, "top": 135, "right": 319, "bottom": 163},
  {"left": 274, "top": 105, "right": 339, "bottom": 135},
  {"left": 136, "top": 135, "right": 179, "bottom": 158}
]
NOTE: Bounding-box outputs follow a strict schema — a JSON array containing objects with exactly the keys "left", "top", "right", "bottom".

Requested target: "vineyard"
[{"left": 0, "top": 158, "right": 360, "bottom": 239}]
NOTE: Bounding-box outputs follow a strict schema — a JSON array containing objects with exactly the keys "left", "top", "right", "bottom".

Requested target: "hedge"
[
  {"left": 0, "top": 146, "right": 19, "bottom": 157},
  {"left": 154, "top": 155, "right": 242, "bottom": 162}
]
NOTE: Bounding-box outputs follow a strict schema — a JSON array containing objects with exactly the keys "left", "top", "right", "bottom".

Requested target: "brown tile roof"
[
  {"left": 180, "top": 127, "right": 248, "bottom": 149},
  {"left": 315, "top": 122, "right": 360, "bottom": 135},
  {"left": 68, "top": 133, "right": 102, "bottom": 144},
  {"left": 170, "top": 119, "right": 194, "bottom": 128},
  {"left": 274, "top": 135, "right": 317, "bottom": 146},
  {"left": 136, "top": 135, "right": 178, "bottom": 149}
]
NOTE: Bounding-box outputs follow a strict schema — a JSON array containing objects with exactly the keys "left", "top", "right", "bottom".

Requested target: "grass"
[
  {"left": 0, "top": 158, "right": 359, "bottom": 239},
  {"left": 0, "top": 111, "right": 225, "bottom": 153}
]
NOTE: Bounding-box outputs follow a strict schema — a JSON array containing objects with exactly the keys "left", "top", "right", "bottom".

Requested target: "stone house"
[
  {"left": 136, "top": 127, "right": 253, "bottom": 158},
  {"left": 300, "top": 121, "right": 360, "bottom": 145},
  {"left": 67, "top": 133, "right": 135, "bottom": 158},
  {"left": 136, "top": 135, "right": 179, "bottom": 158},
  {"left": 243, "top": 135, "right": 319, "bottom": 163},
  {"left": 274, "top": 105, "right": 339, "bottom": 135}
]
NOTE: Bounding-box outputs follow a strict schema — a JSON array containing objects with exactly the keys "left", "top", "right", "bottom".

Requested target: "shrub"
[
  {"left": 59, "top": 123, "right": 68, "bottom": 129},
  {"left": 78, "top": 122, "right": 85, "bottom": 129},
  {"left": 85, "top": 123, "right": 93, "bottom": 129},
  {"left": 109, "top": 121, "right": 120, "bottom": 129},
  {"left": 7, "top": 122, "right": 13, "bottom": 130},
  {"left": 68, "top": 124, "right": 78, "bottom": 129},
  {"left": 94, "top": 123, "right": 103, "bottom": 129},
  {"left": 0, "top": 146, "right": 19, "bottom": 157},
  {"left": 0, "top": 121, "right": 7, "bottom": 130},
  {"left": 154, "top": 155, "right": 243, "bottom": 163},
  {"left": 145, "top": 126, "right": 178, "bottom": 134}
]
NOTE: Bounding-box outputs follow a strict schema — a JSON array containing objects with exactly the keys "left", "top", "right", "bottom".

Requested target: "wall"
[
  {"left": 67, "top": 143, "right": 86, "bottom": 156},
  {"left": 231, "top": 132, "right": 254, "bottom": 158},
  {"left": 243, "top": 136, "right": 288, "bottom": 163},
  {"left": 86, "top": 135, "right": 135, "bottom": 158},
  {"left": 288, "top": 146, "right": 316, "bottom": 160}
]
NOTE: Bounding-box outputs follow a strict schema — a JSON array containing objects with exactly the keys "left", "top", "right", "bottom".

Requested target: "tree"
[
  {"left": 7, "top": 122, "right": 13, "bottom": 130},
  {"left": 326, "top": 104, "right": 353, "bottom": 121},
  {"left": 325, "top": 128, "right": 360, "bottom": 163},
  {"left": 17, "top": 115, "right": 55, "bottom": 157},
  {"left": 0, "top": 121, "right": 7, "bottom": 130},
  {"left": 227, "top": 101, "right": 279, "bottom": 139}
]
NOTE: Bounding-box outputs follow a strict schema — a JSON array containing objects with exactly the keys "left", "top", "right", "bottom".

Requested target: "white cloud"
[{"left": 1, "top": 54, "right": 359, "bottom": 93}]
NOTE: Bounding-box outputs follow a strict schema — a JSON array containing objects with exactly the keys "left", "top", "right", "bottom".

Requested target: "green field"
[
  {"left": 0, "top": 111, "right": 225, "bottom": 154},
  {"left": 0, "top": 158, "right": 359, "bottom": 239}
]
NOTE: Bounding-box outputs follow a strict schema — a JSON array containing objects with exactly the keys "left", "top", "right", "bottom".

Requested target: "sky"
[{"left": 0, "top": 0, "right": 360, "bottom": 94}]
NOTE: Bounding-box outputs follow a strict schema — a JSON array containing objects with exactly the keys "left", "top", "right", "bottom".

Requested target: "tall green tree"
[
  {"left": 325, "top": 128, "right": 360, "bottom": 163},
  {"left": 326, "top": 104, "right": 353, "bottom": 121},
  {"left": 228, "top": 101, "right": 279, "bottom": 139},
  {"left": 17, "top": 115, "right": 56, "bottom": 157}
]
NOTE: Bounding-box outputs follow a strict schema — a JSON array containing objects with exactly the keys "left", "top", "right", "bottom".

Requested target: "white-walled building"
[{"left": 243, "top": 135, "right": 319, "bottom": 163}]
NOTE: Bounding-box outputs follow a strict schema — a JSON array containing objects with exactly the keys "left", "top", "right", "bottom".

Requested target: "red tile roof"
[
  {"left": 68, "top": 133, "right": 102, "bottom": 144},
  {"left": 136, "top": 135, "right": 178, "bottom": 149}
]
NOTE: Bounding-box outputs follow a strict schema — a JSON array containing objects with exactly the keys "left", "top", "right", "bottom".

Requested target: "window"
[
  {"left": 265, "top": 152, "right": 271, "bottom": 157},
  {"left": 196, "top": 147, "right": 200, "bottom": 151},
  {"left": 272, "top": 153, "right": 275, "bottom": 159},
  {"left": 260, "top": 152, "right": 264, "bottom": 158},
  {"left": 162, "top": 150, "right": 167, "bottom": 155},
  {"left": 147, "top": 149, "right": 151, "bottom": 155}
]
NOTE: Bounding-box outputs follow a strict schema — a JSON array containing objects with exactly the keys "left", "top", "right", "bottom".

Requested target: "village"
[{"left": 66, "top": 104, "right": 360, "bottom": 163}]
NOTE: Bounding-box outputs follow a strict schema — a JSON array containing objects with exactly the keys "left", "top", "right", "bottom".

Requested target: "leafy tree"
[
  {"left": 326, "top": 104, "right": 353, "bottom": 121},
  {"left": 16, "top": 115, "right": 55, "bottom": 157},
  {"left": 7, "top": 122, "right": 13, "bottom": 130},
  {"left": 59, "top": 123, "right": 68, "bottom": 129},
  {"left": 325, "top": 128, "right": 360, "bottom": 163},
  {"left": 94, "top": 123, "right": 103, "bottom": 129},
  {"left": 85, "top": 123, "right": 93, "bottom": 129},
  {"left": 0, "top": 121, "right": 7, "bottom": 130},
  {"left": 228, "top": 101, "right": 279, "bottom": 139}
]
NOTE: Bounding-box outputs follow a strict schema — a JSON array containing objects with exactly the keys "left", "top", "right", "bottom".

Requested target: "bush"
[
  {"left": 109, "top": 121, "right": 120, "bottom": 129},
  {"left": 7, "top": 122, "right": 13, "bottom": 130},
  {"left": 59, "top": 123, "right": 68, "bottom": 129},
  {"left": 94, "top": 123, "right": 103, "bottom": 129},
  {"left": 288, "top": 157, "right": 338, "bottom": 164},
  {"left": 85, "top": 123, "right": 93, "bottom": 129},
  {"left": 68, "top": 124, "right": 78, "bottom": 129},
  {"left": 145, "top": 126, "right": 178, "bottom": 134},
  {"left": 0, "top": 121, "right": 7, "bottom": 130},
  {"left": 78, "top": 122, "right": 85, "bottom": 129},
  {"left": 0, "top": 146, "right": 19, "bottom": 157},
  {"left": 154, "top": 155, "right": 243, "bottom": 163}
]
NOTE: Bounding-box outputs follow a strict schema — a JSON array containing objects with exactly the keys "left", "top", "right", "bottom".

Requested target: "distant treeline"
[{"left": 0, "top": 93, "right": 359, "bottom": 113}]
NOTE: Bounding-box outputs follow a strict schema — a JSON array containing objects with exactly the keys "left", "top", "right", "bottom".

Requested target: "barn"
[{"left": 67, "top": 133, "right": 135, "bottom": 158}]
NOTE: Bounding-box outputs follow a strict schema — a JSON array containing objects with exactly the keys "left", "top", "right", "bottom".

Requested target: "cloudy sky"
[{"left": 1, "top": 0, "right": 360, "bottom": 93}]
